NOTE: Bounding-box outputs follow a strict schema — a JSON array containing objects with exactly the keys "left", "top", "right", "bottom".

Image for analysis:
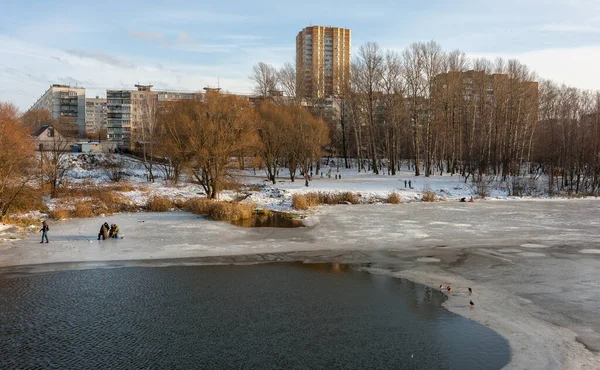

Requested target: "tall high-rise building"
[
  {"left": 85, "top": 97, "right": 107, "bottom": 136},
  {"left": 30, "top": 84, "right": 86, "bottom": 137},
  {"left": 296, "top": 26, "right": 351, "bottom": 99}
]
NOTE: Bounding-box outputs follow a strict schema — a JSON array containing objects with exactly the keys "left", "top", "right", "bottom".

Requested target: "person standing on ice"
[
  {"left": 39, "top": 220, "right": 49, "bottom": 243},
  {"left": 404, "top": 180, "right": 407, "bottom": 188},
  {"left": 408, "top": 180, "right": 412, "bottom": 188}
]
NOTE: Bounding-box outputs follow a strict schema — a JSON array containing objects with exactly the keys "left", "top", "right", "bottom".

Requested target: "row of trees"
[
  {"left": 151, "top": 93, "right": 329, "bottom": 197},
  {"left": 252, "top": 40, "right": 600, "bottom": 194}
]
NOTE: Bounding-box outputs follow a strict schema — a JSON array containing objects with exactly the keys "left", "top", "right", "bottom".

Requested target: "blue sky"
[{"left": 1, "top": 0, "right": 600, "bottom": 109}]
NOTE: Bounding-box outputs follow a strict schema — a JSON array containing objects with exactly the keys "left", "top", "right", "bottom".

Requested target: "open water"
[{"left": 0, "top": 263, "right": 509, "bottom": 369}]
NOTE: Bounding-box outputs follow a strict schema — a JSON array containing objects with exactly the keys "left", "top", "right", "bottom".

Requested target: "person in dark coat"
[
  {"left": 98, "top": 222, "right": 109, "bottom": 240},
  {"left": 40, "top": 221, "right": 49, "bottom": 243}
]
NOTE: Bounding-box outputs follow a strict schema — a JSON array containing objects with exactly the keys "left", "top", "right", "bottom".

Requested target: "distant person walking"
[
  {"left": 39, "top": 220, "right": 49, "bottom": 243},
  {"left": 404, "top": 180, "right": 407, "bottom": 188},
  {"left": 408, "top": 180, "right": 412, "bottom": 188}
]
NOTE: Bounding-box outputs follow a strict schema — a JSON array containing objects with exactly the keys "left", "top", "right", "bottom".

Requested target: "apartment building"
[
  {"left": 296, "top": 26, "right": 351, "bottom": 99},
  {"left": 85, "top": 97, "right": 107, "bottom": 136},
  {"left": 30, "top": 84, "right": 86, "bottom": 137},
  {"left": 106, "top": 85, "right": 199, "bottom": 148}
]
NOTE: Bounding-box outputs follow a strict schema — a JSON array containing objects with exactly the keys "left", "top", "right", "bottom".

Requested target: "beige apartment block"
[
  {"left": 106, "top": 85, "right": 200, "bottom": 148},
  {"left": 85, "top": 97, "right": 107, "bottom": 136},
  {"left": 30, "top": 84, "right": 86, "bottom": 137},
  {"left": 296, "top": 26, "right": 351, "bottom": 99}
]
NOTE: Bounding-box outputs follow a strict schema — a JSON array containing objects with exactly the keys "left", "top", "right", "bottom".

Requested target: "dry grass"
[
  {"left": 50, "top": 183, "right": 138, "bottom": 219},
  {"left": 292, "top": 191, "right": 362, "bottom": 210},
  {"left": 422, "top": 191, "right": 438, "bottom": 202},
  {"left": 207, "top": 202, "right": 255, "bottom": 221},
  {"left": 145, "top": 196, "right": 173, "bottom": 212},
  {"left": 55, "top": 182, "right": 137, "bottom": 199},
  {"left": 183, "top": 198, "right": 212, "bottom": 215},
  {"left": 386, "top": 192, "right": 402, "bottom": 204},
  {"left": 1, "top": 216, "right": 41, "bottom": 228},
  {"left": 72, "top": 202, "right": 95, "bottom": 218},
  {"left": 5, "top": 185, "right": 48, "bottom": 215},
  {"left": 182, "top": 197, "right": 255, "bottom": 221},
  {"left": 48, "top": 208, "right": 71, "bottom": 220}
]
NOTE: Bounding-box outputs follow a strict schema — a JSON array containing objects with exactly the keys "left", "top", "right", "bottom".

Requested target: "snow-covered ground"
[
  {"left": 2, "top": 200, "right": 600, "bottom": 369},
  {"left": 31, "top": 153, "right": 592, "bottom": 216}
]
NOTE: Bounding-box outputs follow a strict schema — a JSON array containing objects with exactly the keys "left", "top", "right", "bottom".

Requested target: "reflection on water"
[
  {"left": 231, "top": 212, "right": 304, "bottom": 228},
  {"left": 0, "top": 263, "right": 510, "bottom": 369}
]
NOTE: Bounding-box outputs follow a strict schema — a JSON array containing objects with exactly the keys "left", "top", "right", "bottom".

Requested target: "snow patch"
[
  {"left": 578, "top": 249, "right": 600, "bottom": 254},
  {"left": 498, "top": 248, "right": 523, "bottom": 253},
  {"left": 517, "top": 252, "right": 546, "bottom": 257},
  {"left": 416, "top": 257, "right": 441, "bottom": 263},
  {"left": 520, "top": 243, "right": 551, "bottom": 249}
]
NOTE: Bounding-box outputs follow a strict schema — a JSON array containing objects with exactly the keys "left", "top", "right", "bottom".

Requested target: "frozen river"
[{"left": 1, "top": 199, "right": 600, "bottom": 369}]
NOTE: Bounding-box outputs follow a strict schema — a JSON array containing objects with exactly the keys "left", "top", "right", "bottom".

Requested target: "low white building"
[
  {"left": 31, "top": 125, "right": 76, "bottom": 151},
  {"left": 78, "top": 141, "right": 103, "bottom": 153}
]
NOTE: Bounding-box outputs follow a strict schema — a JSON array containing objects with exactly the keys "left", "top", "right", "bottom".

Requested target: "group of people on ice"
[{"left": 97, "top": 222, "right": 120, "bottom": 240}]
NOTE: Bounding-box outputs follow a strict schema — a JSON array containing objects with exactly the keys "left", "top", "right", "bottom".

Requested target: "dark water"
[
  {"left": 0, "top": 263, "right": 510, "bottom": 369},
  {"left": 231, "top": 212, "right": 304, "bottom": 228}
]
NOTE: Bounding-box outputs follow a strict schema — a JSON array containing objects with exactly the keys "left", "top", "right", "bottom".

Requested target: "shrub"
[
  {"left": 422, "top": 191, "right": 438, "bottom": 202},
  {"left": 336, "top": 192, "right": 361, "bottom": 204},
  {"left": 474, "top": 178, "right": 490, "bottom": 198},
  {"left": 145, "top": 196, "right": 173, "bottom": 212},
  {"left": 386, "top": 192, "right": 402, "bottom": 204}
]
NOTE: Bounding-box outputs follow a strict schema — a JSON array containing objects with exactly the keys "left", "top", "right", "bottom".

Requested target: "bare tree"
[
  {"left": 256, "top": 102, "right": 289, "bottom": 184},
  {"left": 21, "top": 109, "right": 55, "bottom": 133},
  {"left": 352, "top": 42, "right": 384, "bottom": 174},
  {"left": 0, "top": 103, "right": 36, "bottom": 219},
  {"left": 40, "top": 135, "right": 73, "bottom": 198},
  {"left": 250, "top": 62, "right": 279, "bottom": 97},
  {"left": 138, "top": 92, "right": 158, "bottom": 182},
  {"left": 278, "top": 62, "right": 298, "bottom": 102}
]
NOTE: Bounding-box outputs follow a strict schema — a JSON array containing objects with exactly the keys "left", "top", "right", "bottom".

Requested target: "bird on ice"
[
  {"left": 468, "top": 287, "right": 472, "bottom": 294},
  {"left": 470, "top": 300, "right": 475, "bottom": 306},
  {"left": 447, "top": 285, "right": 452, "bottom": 293}
]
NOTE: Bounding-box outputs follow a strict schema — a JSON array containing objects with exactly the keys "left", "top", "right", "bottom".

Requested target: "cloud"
[
  {"left": 220, "top": 34, "right": 264, "bottom": 41},
  {"left": 127, "top": 31, "right": 167, "bottom": 43},
  {"left": 176, "top": 31, "right": 200, "bottom": 45},
  {"left": 0, "top": 36, "right": 255, "bottom": 110},
  {"left": 160, "top": 10, "right": 254, "bottom": 23},
  {"left": 469, "top": 46, "right": 600, "bottom": 90},
  {"left": 64, "top": 49, "right": 136, "bottom": 69},
  {"left": 539, "top": 24, "right": 600, "bottom": 33}
]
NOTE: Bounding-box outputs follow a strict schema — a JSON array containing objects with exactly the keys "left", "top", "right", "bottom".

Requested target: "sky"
[{"left": 1, "top": 0, "right": 600, "bottom": 110}]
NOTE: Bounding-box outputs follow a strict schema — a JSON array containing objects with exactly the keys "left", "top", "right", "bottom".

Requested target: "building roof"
[{"left": 31, "top": 125, "right": 51, "bottom": 137}]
